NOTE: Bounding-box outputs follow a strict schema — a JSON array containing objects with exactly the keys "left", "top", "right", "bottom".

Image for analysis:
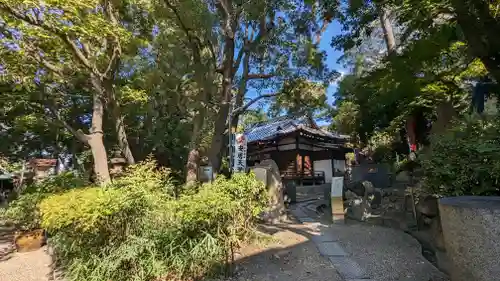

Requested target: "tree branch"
[
  {"left": 62, "top": 36, "right": 95, "bottom": 72},
  {"left": 232, "top": 93, "right": 278, "bottom": 116},
  {"left": 29, "top": 100, "right": 89, "bottom": 144},
  {"left": 23, "top": 43, "right": 66, "bottom": 76},
  {"left": 1, "top": 3, "right": 96, "bottom": 74},
  {"left": 247, "top": 73, "right": 274, "bottom": 79},
  {"left": 47, "top": 105, "right": 89, "bottom": 143}
]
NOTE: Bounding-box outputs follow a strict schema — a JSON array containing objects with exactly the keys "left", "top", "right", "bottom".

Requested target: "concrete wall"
[
  {"left": 314, "top": 159, "right": 346, "bottom": 183},
  {"left": 333, "top": 160, "right": 346, "bottom": 172},
  {"left": 314, "top": 160, "right": 333, "bottom": 183}
]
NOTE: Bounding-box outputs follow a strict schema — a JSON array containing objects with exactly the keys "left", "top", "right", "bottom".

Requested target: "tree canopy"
[{"left": 1, "top": 0, "right": 500, "bottom": 183}]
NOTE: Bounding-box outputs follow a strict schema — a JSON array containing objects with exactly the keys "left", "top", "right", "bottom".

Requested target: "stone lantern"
[
  {"left": 109, "top": 157, "right": 127, "bottom": 177},
  {"left": 29, "top": 159, "right": 57, "bottom": 182}
]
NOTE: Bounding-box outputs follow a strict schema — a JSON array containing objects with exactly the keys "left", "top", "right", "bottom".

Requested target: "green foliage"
[
  {"left": 421, "top": 115, "right": 500, "bottom": 196},
  {"left": 0, "top": 192, "right": 45, "bottom": 230},
  {"left": 39, "top": 162, "right": 268, "bottom": 281},
  {"left": 0, "top": 172, "right": 86, "bottom": 230}
]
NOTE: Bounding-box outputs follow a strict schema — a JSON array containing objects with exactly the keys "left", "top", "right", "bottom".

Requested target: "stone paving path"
[
  {"left": 290, "top": 203, "right": 448, "bottom": 281},
  {"left": 290, "top": 205, "right": 374, "bottom": 281}
]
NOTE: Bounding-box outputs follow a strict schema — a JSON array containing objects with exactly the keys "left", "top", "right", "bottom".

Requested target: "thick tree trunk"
[
  {"left": 185, "top": 106, "right": 206, "bottom": 184},
  {"left": 231, "top": 52, "right": 250, "bottom": 130},
  {"left": 209, "top": 30, "right": 235, "bottom": 172},
  {"left": 209, "top": 104, "right": 231, "bottom": 172},
  {"left": 89, "top": 76, "right": 111, "bottom": 184},
  {"left": 377, "top": 5, "right": 396, "bottom": 55},
  {"left": 88, "top": 133, "right": 110, "bottom": 184},
  {"left": 106, "top": 81, "right": 135, "bottom": 165},
  {"left": 451, "top": 0, "right": 500, "bottom": 83}
]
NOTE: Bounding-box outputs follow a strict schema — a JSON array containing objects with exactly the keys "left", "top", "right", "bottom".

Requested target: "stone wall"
[{"left": 439, "top": 196, "right": 500, "bottom": 281}]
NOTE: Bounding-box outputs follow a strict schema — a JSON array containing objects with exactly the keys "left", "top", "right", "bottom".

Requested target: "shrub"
[
  {"left": 421, "top": 115, "right": 500, "bottom": 196},
  {"left": 40, "top": 163, "right": 268, "bottom": 281},
  {"left": 0, "top": 171, "right": 86, "bottom": 230}
]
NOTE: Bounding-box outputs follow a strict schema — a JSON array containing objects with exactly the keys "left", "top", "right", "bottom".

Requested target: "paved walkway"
[{"left": 290, "top": 202, "right": 449, "bottom": 281}]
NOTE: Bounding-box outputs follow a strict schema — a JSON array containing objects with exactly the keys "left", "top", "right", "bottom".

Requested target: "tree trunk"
[
  {"left": 88, "top": 133, "right": 110, "bottom": 184},
  {"left": 105, "top": 80, "right": 135, "bottom": 165},
  {"left": 231, "top": 52, "right": 250, "bottom": 130},
  {"left": 185, "top": 106, "right": 206, "bottom": 184},
  {"left": 377, "top": 5, "right": 396, "bottom": 55},
  {"left": 89, "top": 76, "right": 111, "bottom": 184},
  {"left": 430, "top": 101, "right": 456, "bottom": 135},
  {"left": 209, "top": 28, "right": 235, "bottom": 172},
  {"left": 185, "top": 148, "right": 201, "bottom": 185},
  {"left": 209, "top": 104, "right": 231, "bottom": 172},
  {"left": 451, "top": 0, "right": 500, "bottom": 83}
]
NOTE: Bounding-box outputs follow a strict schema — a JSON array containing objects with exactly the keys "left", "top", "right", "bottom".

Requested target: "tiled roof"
[{"left": 245, "top": 115, "right": 346, "bottom": 143}]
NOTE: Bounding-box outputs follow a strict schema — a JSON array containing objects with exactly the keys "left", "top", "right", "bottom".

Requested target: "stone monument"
[
  {"left": 251, "top": 159, "right": 285, "bottom": 223},
  {"left": 439, "top": 196, "right": 500, "bottom": 281}
]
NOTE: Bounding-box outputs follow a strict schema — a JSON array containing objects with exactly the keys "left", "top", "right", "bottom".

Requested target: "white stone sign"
[
  {"left": 331, "top": 177, "right": 344, "bottom": 198},
  {"left": 233, "top": 133, "right": 247, "bottom": 173}
]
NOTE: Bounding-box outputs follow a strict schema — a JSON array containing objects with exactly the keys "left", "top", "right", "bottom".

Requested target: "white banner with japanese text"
[{"left": 232, "top": 133, "right": 247, "bottom": 173}]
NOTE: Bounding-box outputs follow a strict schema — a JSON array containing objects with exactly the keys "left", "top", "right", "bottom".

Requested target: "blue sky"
[
  {"left": 318, "top": 20, "right": 346, "bottom": 105},
  {"left": 243, "top": 20, "right": 346, "bottom": 114}
]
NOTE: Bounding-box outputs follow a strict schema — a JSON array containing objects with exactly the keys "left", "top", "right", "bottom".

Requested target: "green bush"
[
  {"left": 0, "top": 171, "right": 86, "bottom": 230},
  {"left": 421, "top": 115, "right": 500, "bottom": 196},
  {"left": 40, "top": 163, "right": 268, "bottom": 281}
]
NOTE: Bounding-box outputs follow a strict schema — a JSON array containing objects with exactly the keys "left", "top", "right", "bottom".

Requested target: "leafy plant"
[
  {"left": 39, "top": 162, "right": 268, "bottom": 281},
  {"left": 0, "top": 172, "right": 86, "bottom": 230},
  {"left": 421, "top": 115, "right": 500, "bottom": 196}
]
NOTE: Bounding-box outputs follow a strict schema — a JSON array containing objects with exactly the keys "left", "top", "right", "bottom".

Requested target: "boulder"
[
  {"left": 344, "top": 190, "right": 359, "bottom": 200},
  {"left": 345, "top": 181, "right": 365, "bottom": 197},
  {"left": 362, "top": 181, "right": 375, "bottom": 195},
  {"left": 345, "top": 180, "right": 375, "bottom": 197},
  {"left": 253, "top": 159, "right": 285, "bottom": 223},
  {"left": 345, "top": 198, "right": 371, "bottom": 221},
  {"left": 367, "top": 189, "right": 382, "bottom": 209},
  {"left": 416, "top": 195, "right": 439, "bottom": 218}
]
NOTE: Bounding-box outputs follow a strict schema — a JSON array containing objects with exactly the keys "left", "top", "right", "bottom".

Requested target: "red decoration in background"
[{"left": 410, "top": 144, "right": 417, "bottom": 152}]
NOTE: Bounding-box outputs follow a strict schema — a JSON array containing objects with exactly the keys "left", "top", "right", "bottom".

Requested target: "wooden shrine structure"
[{"left": 245, "top": 116, "right": 352, "bottom": 185}]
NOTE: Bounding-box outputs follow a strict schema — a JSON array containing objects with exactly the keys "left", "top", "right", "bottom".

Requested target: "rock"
[
  {"left": 367, "top": 189, "right": 382, "bottom": 209},
  {"left": 416, "top": 195, "right": 439, "bottom": 217},
  {"left": 362, "top": 181, "right": 375, "bottom": 194},
  {"left": 422, "top": 216, "right": 433, "bottom": 225},
  {"left": 435, "top": 249, "right": 452, "bottom": 275},
  {"left": 346, "top": 198, "right": 371, "bottom": 221},
  {"left": 346, "top": 181, "right": 365, "bottom": 197},
  {"left": 253, "top": 159, "right": 285, "bottom": 223},
  {"left": 429, "top": 216, "right": 445, "bottom": 251},
  {"left": 345, "top": 190, "right": 359, "bottom": 200}
]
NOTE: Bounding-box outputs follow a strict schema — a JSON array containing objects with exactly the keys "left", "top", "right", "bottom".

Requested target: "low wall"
[{"left": 439, "top": 196, "right": 500, "bottom": 281}]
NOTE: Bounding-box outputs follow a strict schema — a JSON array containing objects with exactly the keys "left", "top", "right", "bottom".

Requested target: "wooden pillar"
[
  {"left": 300, "top": 150, "right": 304, "bottom": 185},
  {"left": 330, "top": 149, "right": 335, "bottom": 179}
]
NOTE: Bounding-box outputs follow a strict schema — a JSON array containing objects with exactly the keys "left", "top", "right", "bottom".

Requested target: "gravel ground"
[
  {"left": 328, "top": 222, "right": 448, "bottom": 281},
  {"left": 296, "top": 200, "right": 449, "bottom": 281},
  {"left": 0, "top": 246, "right": 52, "bottom": 281},
  {"left": 212, "top": 221, "right": 343, "bottom": 281},
  {"left": 0, "top": 226, "right": 56, "bottom": 281}
]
